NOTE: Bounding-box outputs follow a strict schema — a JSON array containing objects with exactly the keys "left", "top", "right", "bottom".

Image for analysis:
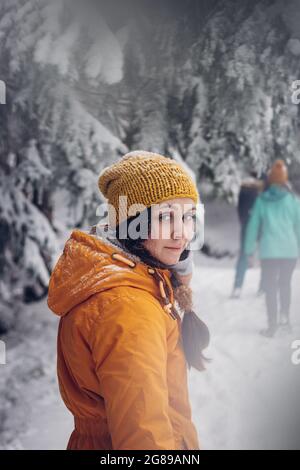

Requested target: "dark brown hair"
[{"left": 114, "top": 206, "right": 210, "bottom": 372}]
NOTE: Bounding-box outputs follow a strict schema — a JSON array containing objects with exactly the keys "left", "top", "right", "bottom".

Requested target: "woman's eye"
[
  {"left": 159, "top": 213, "right": 196, "bottom": 223},
  {"left": 183, "top": 214, "right": 197, "bottom": 222},
  {"left": 159, "top": 213, "right": 171, "bottom": 222}
]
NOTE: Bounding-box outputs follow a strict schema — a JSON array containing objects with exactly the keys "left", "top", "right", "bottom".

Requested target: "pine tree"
[{"left": 0, "top": 0, "right": 126, "bottom": 330}]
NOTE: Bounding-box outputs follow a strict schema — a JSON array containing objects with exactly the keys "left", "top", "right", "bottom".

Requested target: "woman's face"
[{"left": 142, "top": 198, "right": 196, "bottom": 265}]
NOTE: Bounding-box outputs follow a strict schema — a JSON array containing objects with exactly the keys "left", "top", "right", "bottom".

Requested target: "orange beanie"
[{"left": 268, "top": 160, "right": 288, "bottom": 186}]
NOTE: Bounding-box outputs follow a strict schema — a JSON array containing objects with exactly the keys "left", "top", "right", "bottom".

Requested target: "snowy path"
[
  {"left": 1, "top": 261, "right": 299, "bottom": 449},
  {"left": 189, "top": 262, "right": 300, "bottom": 450},
  {"left": 0, "top": 299, "right": 73, "bottom": 449}
]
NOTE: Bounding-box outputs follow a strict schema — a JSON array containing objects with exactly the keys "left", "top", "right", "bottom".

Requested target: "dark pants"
[{"left": 261, "top": 259, "right": 297, "bottom": 329}]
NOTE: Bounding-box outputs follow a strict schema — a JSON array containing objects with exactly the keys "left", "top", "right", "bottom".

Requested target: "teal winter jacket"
[{"left": 244, "top": 185, "right": 300, "bottom": 259}]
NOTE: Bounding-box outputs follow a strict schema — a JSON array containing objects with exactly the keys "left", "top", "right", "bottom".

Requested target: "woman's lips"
[{"left": 165, "top": 247, "right": 182, "bottom": 251}]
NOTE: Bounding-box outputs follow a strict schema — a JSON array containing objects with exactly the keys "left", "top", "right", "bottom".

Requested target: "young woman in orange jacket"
[{"left": 47, "top": 151, "right": 209, "bottom": 450}]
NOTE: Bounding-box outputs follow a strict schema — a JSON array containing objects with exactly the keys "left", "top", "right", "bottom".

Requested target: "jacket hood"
[
  {"left": 261, "top": 184, "right": 290, "bottom": 202},
  {"left": 47, "top": 226, "right": 173, "bottom": 317}
]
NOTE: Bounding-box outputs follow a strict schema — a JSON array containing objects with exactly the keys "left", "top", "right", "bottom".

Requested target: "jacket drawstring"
[{"left": 149, "top": 269, "right": 179, "bottom": 321}]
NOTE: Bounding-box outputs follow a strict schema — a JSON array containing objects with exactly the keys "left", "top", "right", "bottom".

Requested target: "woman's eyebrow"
[
  {"left": 159, "top": 201, "right": 196, "bottom": 208},
  {"left": 183, "top": 207, "right": 196, "bottom": 215},
  {"left": 160, "top": 206, "right": 196, "bottom": 214}
]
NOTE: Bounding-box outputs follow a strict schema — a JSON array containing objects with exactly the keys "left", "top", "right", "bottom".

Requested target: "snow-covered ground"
[
  {"left": 1, "top": 200, "right": 299, "bottom": 450},
  {"left": 1, "top": 257, "right": 299, "bottom": 450},
  {"left": 190, "top": 260, "right": 300, "bottom": 450},
  {"left": 0, "top": 297, "right": 73, "bottom": 450}
]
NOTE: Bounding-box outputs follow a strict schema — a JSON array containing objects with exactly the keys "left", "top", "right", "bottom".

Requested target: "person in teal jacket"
[{"left": 244, "top": 160, "right": 300, "bottom": 337}]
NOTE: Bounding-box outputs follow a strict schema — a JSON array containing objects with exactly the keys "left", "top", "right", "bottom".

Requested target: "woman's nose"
[
  {"left": 173, "top": 224, "right": 194, "bottom": 242},
  {"left": 172, "top": 221, "right": 185, "bottom": 240}
]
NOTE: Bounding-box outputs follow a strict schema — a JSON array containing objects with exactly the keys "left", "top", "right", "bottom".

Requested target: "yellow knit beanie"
[{"left": 98, "top": 150, "right": 200, "bottom": 227}]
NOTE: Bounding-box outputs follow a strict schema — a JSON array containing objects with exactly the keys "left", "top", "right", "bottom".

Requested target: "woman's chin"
[{"left": 160, "top": 251, "right": 181, "bottom": 265}]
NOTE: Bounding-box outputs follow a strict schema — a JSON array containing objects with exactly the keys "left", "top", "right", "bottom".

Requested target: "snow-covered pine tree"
[
  {"left": 0, "top": 0, "right": 126, "bottom": 330},
  {"left": 185, "top": 0, "right": 300, "bottom": 198}
]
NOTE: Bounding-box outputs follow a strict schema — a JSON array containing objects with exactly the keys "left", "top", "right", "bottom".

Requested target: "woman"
[
  {"left": 231, "top": 171, "right": 265, "bottom": 299},
  {"left": 245, "top": 160, "right": 300, "bottom": 338},
  {"left": 47, "top": 151, "right": 209, "bottom": 450}
]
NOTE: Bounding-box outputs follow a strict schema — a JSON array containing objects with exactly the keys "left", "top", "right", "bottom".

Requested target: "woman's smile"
[{"left": 165, "top": 246, "right": 183, "bottom": 252}]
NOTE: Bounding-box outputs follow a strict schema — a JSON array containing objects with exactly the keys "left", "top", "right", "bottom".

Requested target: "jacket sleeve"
[
  {"left": 90, "top": 294, "right": 176, "bottom": 450},
  {"left": 244, "top": 197, "right": 262, "bottom": 256}
]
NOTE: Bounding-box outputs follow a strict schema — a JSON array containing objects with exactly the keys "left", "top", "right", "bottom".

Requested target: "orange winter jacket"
[{"left": 47, "top": 228, "right": 200, "bottom": 450}]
